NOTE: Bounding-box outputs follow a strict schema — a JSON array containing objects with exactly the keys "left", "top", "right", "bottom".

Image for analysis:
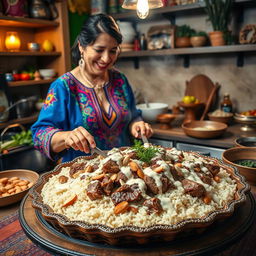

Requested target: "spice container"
[
  {"left": 221, "top": 93, "right": 233, "bottom": 113},
  {"left": 140, "top": 33, "right": 147, "bottom": 50}
]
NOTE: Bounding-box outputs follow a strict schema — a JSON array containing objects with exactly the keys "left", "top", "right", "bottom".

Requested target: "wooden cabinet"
[
  {"left": 0, "top": 1, "right": 71, "bottom": 129},
  {"left": 112, "top": 0, "right": 256, "bottom": 68}
]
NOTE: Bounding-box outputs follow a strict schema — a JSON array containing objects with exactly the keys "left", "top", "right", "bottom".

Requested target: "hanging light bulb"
[
  {"left": 137, "top": 0, "right": 149, "bottom": 19},
  {"left": 122, "top": 0, "right": 163, "bottom": 19}
]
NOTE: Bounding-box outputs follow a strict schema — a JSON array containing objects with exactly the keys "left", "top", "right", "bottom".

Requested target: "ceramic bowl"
[
  {"left": 182, "top": 121, "right": 227, "bottom": 139},
  {"left": 35, "top": 102, "right": 44, "bottom": 111},
  {"left": 222, "top": 147, "right": 256, "bottom": 185},
  {"left": 136, "top": 103, "right": 168, "bottom": 123},
  {"left": 208, "top": 112, "right": 233, "bottom": 124},
  {"left": 30, "top": 152, "right": 249, "bottom": 245},
  {"left": 39, "top": 69, "right": 56, "bottom": 79},
  {"left": 27, "top": 42, "right": 40, "bottom": 52},
  {"left": 156, "top": 113, "right": 176, "bottom": 129},
  {"left": 0, "top": 169, "right": 39, "bottom": 207},
  {"left": 235, "top": 137, "right": 256, "bottom": 147}
]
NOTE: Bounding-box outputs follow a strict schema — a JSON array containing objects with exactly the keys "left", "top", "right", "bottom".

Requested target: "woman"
[{"left": 31, "top": 14, "right": 153, "bottom": 162}]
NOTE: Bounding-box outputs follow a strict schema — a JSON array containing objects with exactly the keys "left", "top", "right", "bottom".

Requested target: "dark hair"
[{"left": 71, "top": 14, "right": 123, "bottom": 66}]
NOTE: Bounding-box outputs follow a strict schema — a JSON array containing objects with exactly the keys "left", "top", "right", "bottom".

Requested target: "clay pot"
[
  {"left": 117, "top": 21, "right": 136, "bottom": 44},
  {"left": 190, "top": 36, "right": 207, "bottom": 47},
  {"left": 209, "top": 31, "right": 225, "bottom": 46},
  {"left": 175, "top": 37, "right": 191, "bottom": 48}
]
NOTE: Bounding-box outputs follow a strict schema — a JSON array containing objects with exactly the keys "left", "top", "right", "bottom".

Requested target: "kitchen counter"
[{"left": 152, "top": 123, "right": 256, "bottom": 149}]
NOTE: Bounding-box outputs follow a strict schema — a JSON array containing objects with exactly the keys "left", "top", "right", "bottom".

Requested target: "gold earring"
[{"left": 79, "top": 52, "right": 85, "bottom": 68}]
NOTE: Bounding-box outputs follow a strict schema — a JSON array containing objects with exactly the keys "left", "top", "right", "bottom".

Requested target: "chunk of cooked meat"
[
  {"left": 102, "top": 159, "right": 120, "bottom": 173},
  {"left": 161, "top": 174, "right": 174, "bottom": 193},
  {"left": 128, "top": 151, "right": 139, "bottom": 160},
  {"left": 116, "top": 171, "right": 128, "bottom": 183},
  {"left": 86, "top": 180, "right": 103, "bottom": 200},
  {"left": 205, "top": 164, "right": 220, "bottom": 176},
  {"left": 181, "top": 179, "right": 206, "bottom": 198},
  {"left": 169, "top": 165, "right": 184, "bottom": 181},
  {"left": 111, "top": 184, "right": 142, "bottom": 205},
  {"left": 143, "top": 175, "right": 159, "bottom": 194},
  {"left": 143, "top": 197, "right": 163, "bottom": 214},
  {"left": 101, "top": 176, "right": 114, "bottom": 196},
  {"left": 196, "top": 172, "right": 212, "bottom": 185},
  {"left": 69, "top": 162, "right": 87, "bottom": 178}
]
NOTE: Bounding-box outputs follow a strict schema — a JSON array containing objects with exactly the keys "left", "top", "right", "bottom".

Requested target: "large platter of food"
[{"left": 30, "top": 142, "right": 249, "bottom": 245}]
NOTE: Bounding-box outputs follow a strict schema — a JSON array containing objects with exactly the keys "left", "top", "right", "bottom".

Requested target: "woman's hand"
[
  {"left": 130, "top": 121, "right": 153, "bottom": 138},
  {"left": 65, "top": 126, "right": 96, "bottom": 153}
]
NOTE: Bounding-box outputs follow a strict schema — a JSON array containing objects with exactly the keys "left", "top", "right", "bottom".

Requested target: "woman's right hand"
[{"left": 65, "top": 126, "right": 96, "bottom": 153}]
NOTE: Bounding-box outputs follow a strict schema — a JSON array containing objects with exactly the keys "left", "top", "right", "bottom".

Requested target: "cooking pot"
[
  {"left": 0, "top": 123, "right": 55, "bottom": 173},
  {"left": 0, "top": 145, "right": 55, "bottom": 173}
]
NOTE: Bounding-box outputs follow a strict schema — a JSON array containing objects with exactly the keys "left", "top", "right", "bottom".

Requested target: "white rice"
[{"left": 41, "top": 147, "right": 237, "bottom": 228}]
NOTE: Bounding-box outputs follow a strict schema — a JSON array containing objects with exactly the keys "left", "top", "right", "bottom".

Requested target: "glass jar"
[{"left": 221, "top": 93, "right": 233, "bottom": 113}]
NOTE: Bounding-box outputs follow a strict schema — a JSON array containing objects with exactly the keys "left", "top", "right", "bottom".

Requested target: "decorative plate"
[{"left": 30, "top": 149, "right": 249, "bottom": 245}]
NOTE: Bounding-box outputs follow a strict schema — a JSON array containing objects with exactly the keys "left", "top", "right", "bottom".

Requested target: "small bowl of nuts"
[{"left": 0, "top": 169, "right": 39, "bottom": 207}]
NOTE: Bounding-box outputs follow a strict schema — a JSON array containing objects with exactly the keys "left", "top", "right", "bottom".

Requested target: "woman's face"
[{"left": 80, "top": 33, "right": 119, "bottom": 77}]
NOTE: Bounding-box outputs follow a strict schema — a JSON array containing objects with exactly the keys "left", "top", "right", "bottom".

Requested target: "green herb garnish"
[
  {"left": 235, "top": 159, "right": 256, "bottom": 168},
  {"left": 132, "top": 140, "right": 159, "bottom": 164}
]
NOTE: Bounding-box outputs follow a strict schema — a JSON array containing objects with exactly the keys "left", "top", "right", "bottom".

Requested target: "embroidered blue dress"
[{"left": 31, "top": 69, "right": 141, "bottom": 162}]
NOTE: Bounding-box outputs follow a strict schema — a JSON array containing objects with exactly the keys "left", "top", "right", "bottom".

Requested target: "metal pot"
[
  {"left": 0, "top": 145, "right": 55, "bottom": 173},
  {"left": 0, "top": 123, "right": 55, "bottom": 173},
  {"left": 16, "top": 98, "right": 34, "bottom": 118}
]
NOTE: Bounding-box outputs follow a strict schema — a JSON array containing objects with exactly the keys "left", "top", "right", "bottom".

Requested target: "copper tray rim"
[
  {"left": 29, "top": 152, "right": 250, "bottom": 243},
  {"left": 234, "top": 113, "right": 256, "bottom": 123}
]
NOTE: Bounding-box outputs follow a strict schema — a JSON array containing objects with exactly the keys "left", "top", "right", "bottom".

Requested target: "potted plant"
[
  {"left": 175, "top": 25, "right": 195, "bottom": 48},
  {"left": 204, "top": 0, "right": 233, "bottom": 46},
  {"left": 190, "top": 31, "right": 208, "bottom": 47}
]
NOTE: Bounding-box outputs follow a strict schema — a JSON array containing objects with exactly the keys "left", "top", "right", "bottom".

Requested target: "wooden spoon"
[{"left": 200, "top": 83, "right": 220, "bottom": 121}]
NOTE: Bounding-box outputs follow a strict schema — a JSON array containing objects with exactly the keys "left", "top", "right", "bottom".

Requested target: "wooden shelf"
[
  {"left": 8, "top": 79, "right": 55, "bottom": 87},
  {"left": 0, "top": 15, "right": 59, "bottom": 28},
  {"left": 0, "top": 114, "right": 39, "bottom": 129},
  {"left": 120, "top": 44, "right": 256, "bottom": 58},
  {"left": 0, "top": 51, "right": 61, "bottom": 56},
  {"left": 112, "top": 0, "right": 254, "bottom": 20}
]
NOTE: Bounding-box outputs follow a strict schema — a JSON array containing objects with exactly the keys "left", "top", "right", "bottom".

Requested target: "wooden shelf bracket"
[
  {"left": 183, "top": 55, "right": 190, "bottom": 68},
  {"left": 237, "top": 52, "right": 244, "bottom": 67},
  {"left": 134, "top": 57, "right": 139, "bottom": 69}
]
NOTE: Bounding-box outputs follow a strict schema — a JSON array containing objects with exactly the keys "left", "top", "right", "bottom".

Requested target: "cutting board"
[
  {"left": 185, "top": 74, "right": 219, "bottom": 106},
  {"left": 185, "top": 74, "right": 220, "bottom": 119}
]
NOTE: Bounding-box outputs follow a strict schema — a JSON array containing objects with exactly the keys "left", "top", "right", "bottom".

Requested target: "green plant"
[
  {"left": 175, "top": 25, "right": 195, "bottom": 38},
  {"left": 132, "top": 140, "right": 159, "bottom": 164},
  {"left": 204, "top": 0, "right": 233, "bottom": 32},
  {"left": 191, "top": 31, "right": 208, "bottom": 37}
]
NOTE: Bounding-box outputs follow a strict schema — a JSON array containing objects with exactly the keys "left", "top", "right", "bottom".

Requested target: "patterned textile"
[
  {"left": 0, "top": 211, "right": 50, "bottom": 256},
  {"left": 31, "top": 69, "right": 141, "bottom": 162},
  {"left": 0, "top": 192, "right": 256, "bottom": 256}
]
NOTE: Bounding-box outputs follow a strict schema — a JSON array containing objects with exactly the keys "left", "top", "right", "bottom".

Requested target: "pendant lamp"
[{"left": 122, "top": 0, "right": 163, "bottom": 19}]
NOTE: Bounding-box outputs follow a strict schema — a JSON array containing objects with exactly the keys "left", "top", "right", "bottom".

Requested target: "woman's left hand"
[{"left": 130, "top": 121, "right": 153, "bottom": 138}]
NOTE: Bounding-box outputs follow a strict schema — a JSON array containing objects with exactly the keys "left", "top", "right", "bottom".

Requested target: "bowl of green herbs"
[{"left": 222, "top": 147, "right": 256, "bottom": 185}]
